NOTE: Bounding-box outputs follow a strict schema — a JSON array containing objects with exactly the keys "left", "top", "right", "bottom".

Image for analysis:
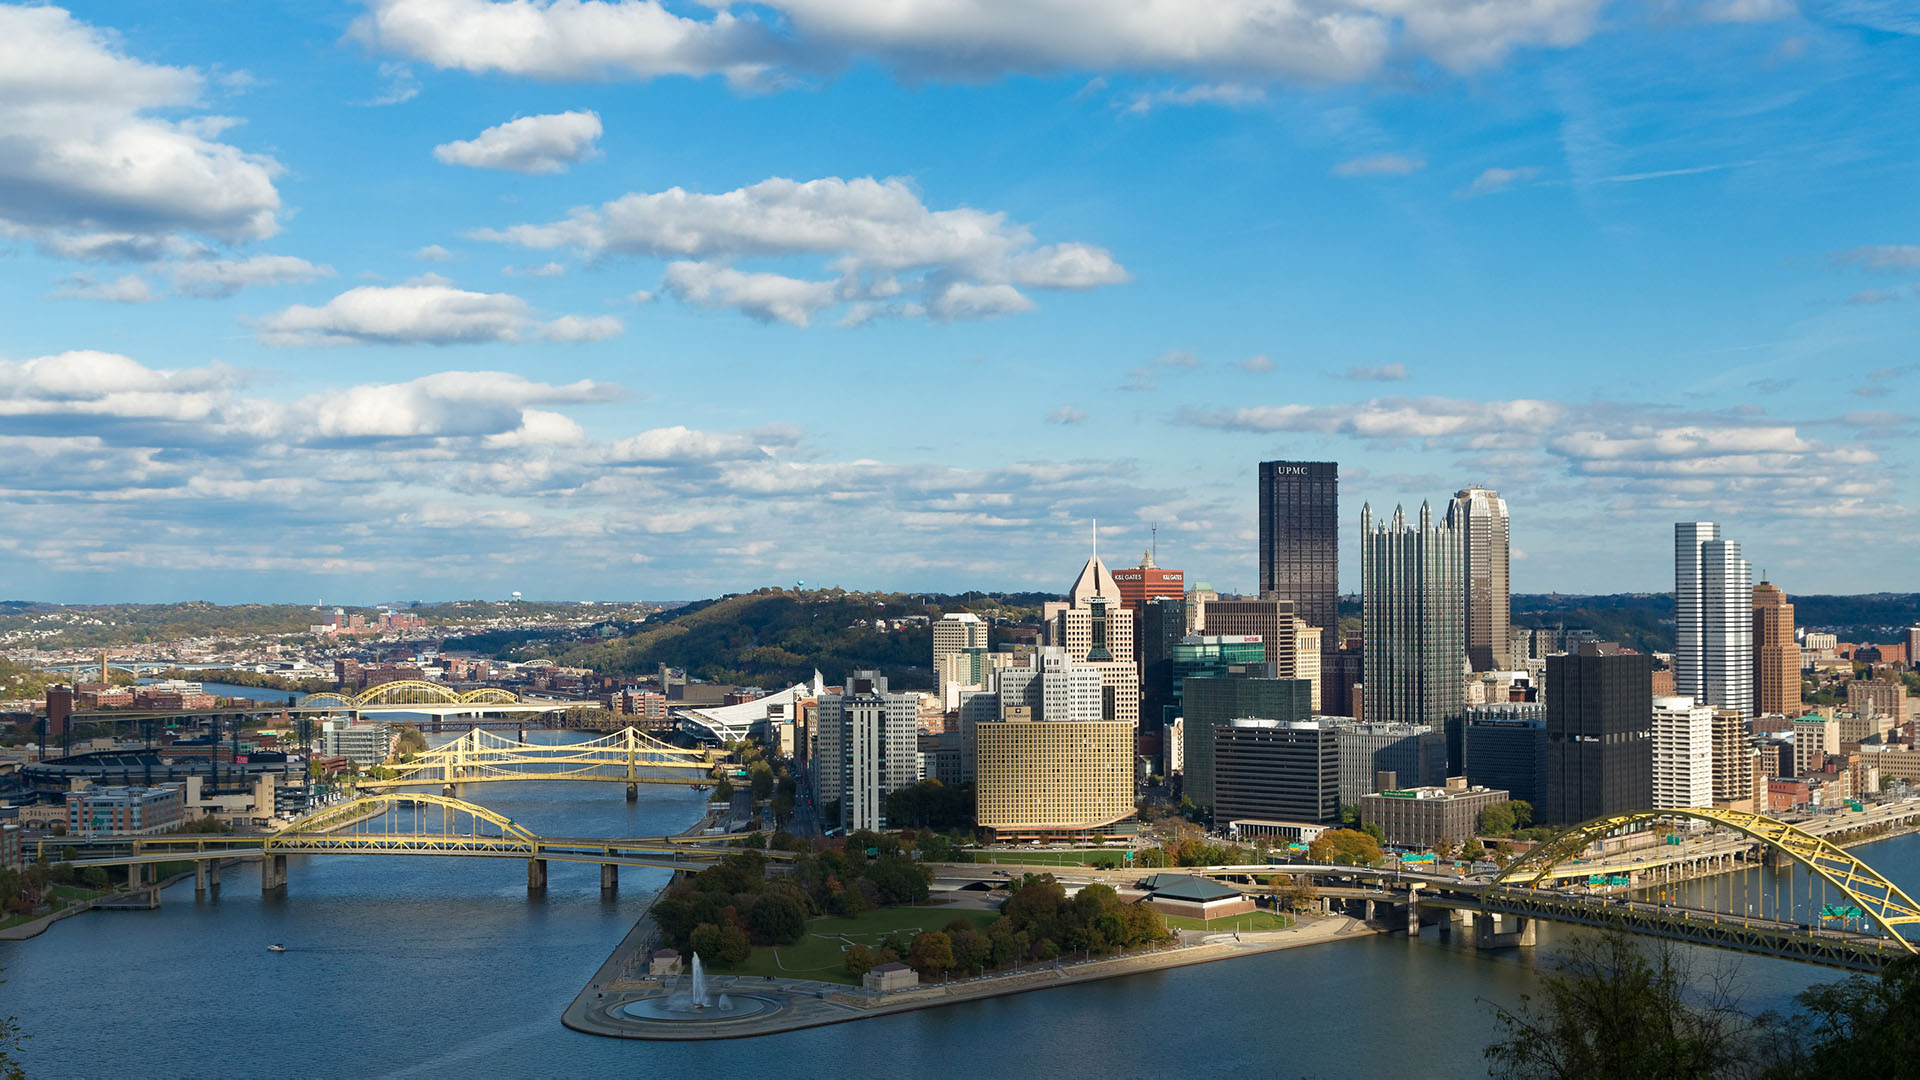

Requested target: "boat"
[{"left": 267, "top": 944, "right": 286, "bottom": 953}]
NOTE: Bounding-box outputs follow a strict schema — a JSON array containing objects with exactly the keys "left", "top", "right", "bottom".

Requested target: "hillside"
[{"left": 544, "top": 588, "right": 1049, "bottom": 690}]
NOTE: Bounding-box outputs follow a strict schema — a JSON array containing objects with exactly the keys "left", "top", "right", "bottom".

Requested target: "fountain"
[{"left": 615, "top": 952, "right": 779, "bottom": 1023}]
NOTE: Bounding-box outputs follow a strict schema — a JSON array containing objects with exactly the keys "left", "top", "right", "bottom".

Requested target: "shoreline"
[{"left": 562, "top": 913, "right": 1378, "bottom": 1041}]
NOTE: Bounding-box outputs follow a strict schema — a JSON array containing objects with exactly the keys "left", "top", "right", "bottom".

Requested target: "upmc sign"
[{"left": 1271, "top": 465, "right": 1309, "bottom": 475}]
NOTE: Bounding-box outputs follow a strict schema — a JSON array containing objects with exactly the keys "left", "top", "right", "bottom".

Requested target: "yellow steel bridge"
[
  {"left": 295, "top": 680, "right": 526, "bottom": 710},
  {"left": 356, "top": 726, "right": 716, "bottom": 790}
]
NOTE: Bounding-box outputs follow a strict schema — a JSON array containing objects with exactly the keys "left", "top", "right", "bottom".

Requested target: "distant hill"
[{"left": 543, "top": 588, "right": 1051, "bottom": 690}]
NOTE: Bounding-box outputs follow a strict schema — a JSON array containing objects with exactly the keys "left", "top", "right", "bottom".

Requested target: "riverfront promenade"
[{"left": 564, "top": 912, "right": 1377, "bottom": 1040}]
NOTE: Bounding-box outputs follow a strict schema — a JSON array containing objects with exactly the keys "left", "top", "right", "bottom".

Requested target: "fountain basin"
[{"left": 616, "top": 994, "right": 780, "bottom": 1023}]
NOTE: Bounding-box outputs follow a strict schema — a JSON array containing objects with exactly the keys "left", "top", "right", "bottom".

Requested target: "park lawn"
[
  {"left": 1160, "top": 910, "right": 1294, "bottom": 932},
  {"left": 718, "top": 906, "right": 1001, "bottom": 985},
  {"left": 50, "top": 884, "right": 108, "bottom": 902}
]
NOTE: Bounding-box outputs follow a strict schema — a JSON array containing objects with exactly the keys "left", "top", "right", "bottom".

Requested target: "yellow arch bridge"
[
  {"left": 296, "top": 680, "right": 528, "bottom": 710},
  {"left": 356, "top": 727, "right": 717, "bottom": 794},
  {"left": 56, "top": 792, "right": 785, "bottom": 896}
]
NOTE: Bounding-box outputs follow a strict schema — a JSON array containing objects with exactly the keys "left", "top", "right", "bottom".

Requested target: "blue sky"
[{"left": 1, "top": 0, "right": 1915, "bottom": 605}]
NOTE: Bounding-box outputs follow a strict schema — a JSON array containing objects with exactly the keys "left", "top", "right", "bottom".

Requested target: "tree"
[
  {"left": 1480, "top": 802, "right": 1518, "bottom": 837},
  {"left": 843, "top": 944, "right": 875, "bottom": 978},
  {"left": 1308, "top": 829, "right": 1383, "bottom": 866},
  {"left": 907, "top": 931, "right": 955, "bottom": 977},
  {"left": 749, "top": 891, "right": 807, "bottom": 946},
  {"left": 749, "top": 763, "right": 775, "bottom": 801},
  {"left": 710, "top": 777, "right": 734, "bottom": 803},
  {"left": 1361, "top": 822, "right": 1385, "bottom": 844},
  {"left": 1775, "top": 955, "right": 1920, "bottom": 1077},
  {"left": 1508, "top": 800, "right": 1534, "bottom": 829},
  {"left": 1339, "top": 803, "right": 1361, "bottom": 825},
  {"left": 1485, "top": 931, "right": 1757, "bottom": 1079},
  {"left": 688, "top": 921, "right": 751, "bottom": 967}
]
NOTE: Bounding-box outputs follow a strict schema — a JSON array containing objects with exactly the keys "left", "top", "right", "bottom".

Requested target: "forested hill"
[
  {"left": 1510, "top": 593, "right": 1920, "bottom": 654},
  {"left": 544, "top": 589, "right": 1050, "bottom": 690}
]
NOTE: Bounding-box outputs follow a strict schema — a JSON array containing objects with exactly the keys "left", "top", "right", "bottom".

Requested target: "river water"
[{"left": 5, "top": 729, "right": 1917, "bottom": 1079}]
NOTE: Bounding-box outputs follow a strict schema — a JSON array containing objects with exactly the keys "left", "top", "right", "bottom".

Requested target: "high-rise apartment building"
[
  {"left": 1675, "top": 522, "right": 1754, "bottom": 717},
  {"left": 1213, "top": 719, "right": 1342, "bottom": 825},
  {"left": 1711, "top": 709, "right": 1756, "bottom": 813},
  {"left": 1182, "top": 673, "right": 1314, "bottom": 814},
  {"left": 1752, "top": 582, "right": 1802, "bottom": 718},
  {"left": 1201, "top": 595, "right": 1320, "bottom": 710},
  {"left": 813, "top": 671, "right": 919, "bottom": 831},
  {"left": 1907, "top": 627, "right": 1920, "bottom": 669},
  {"left": 1446, "top": 487, "right": 1511, "bottom": 673},
  {"left": 1258, "top": 460, "right": 1338, "bottom": 700},
  {"left": 1361, "top": 502, "right": 1466, "bottom": 733},
  {"left": 1544, "top": 645, "right": 1653, "bottom": 825},
  {"left": 1652, "top": 696, "right": 1714, "bottom": 810},
  {"left": 1791, "top": 714, "right": 1838, "bottom": 778},
  {"left": 1041, "top": 540, "right": 1139, "bottom": 729}
]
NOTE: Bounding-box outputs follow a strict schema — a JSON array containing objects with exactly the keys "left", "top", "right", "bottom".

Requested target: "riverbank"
[{"left": 563, "top": 913, "right": 1378, "bottom": 1041}]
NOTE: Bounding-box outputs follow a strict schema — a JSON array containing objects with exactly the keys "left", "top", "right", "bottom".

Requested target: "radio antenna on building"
[{"left": 1151, "top": 523, "right": 1158, "bottom": 562}]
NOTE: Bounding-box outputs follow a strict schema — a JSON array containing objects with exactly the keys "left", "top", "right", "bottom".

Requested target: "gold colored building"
[
  {"left": 975, "top": 716, "right": 1136, "bottom": 842},
  {"left": 1752, "top": 582, "right": 1802, "bottom": 718},
  {"left": 1710, "top": 708, "right": 1756, "bottom": 813}
]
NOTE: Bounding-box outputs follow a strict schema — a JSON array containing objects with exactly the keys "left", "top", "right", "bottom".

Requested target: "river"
[{"left": 5, "top": 730, "right": 1916, "bottom": 1079}]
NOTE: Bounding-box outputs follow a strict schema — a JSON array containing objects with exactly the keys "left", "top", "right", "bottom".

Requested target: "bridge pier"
[
  {"left": 527, "top": 858, "right": 547, "bottom": 893},
  {"left": 1405, "top": 884, "right": 1423, "bottom": 936},
  {"left": 626, "top": 783, "right": 638, "bottom": 802},
  {"left": 1473, "top": 912, "right": 1536, "bottom": 951},
  {"left": 1363, "top": 899, "right": 1376, "bottom": 922},
  {"left": 261, "top": 854, "right": 288, "bottom": 894},
  {"left": 194, "top": 860, "right": 210, "bottom": 895},
  {"left": 601, "top": 863, "right": 618, "bottom": 894},
  {"left": 126, "top": 863, "right": 144, "bottom": 890}
]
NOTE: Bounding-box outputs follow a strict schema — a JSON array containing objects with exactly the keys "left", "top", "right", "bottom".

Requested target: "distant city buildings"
[
  {"left": 1446, "top": 487, "right": 1511, "bottom": 673},
  {"left": 1361, "top": 779, "right": 1508, "bottom": 849},
  {"left": 968, "top": 646, "right": 1137, "bottom": 841},
  {"left": 1200, "top": 596, "right": 1322, "bottom": 711},
  {"left": 66, "top": 784, "right": 186, "bottom": 837},
  {"left": 1335, "top": 722, "right": 1447, "bottom": 806},
  {"left": 932, "top": 612, "right": 990, "bottom": 706},
  {"left": 1040, "top": 540, "right": 1139, "bottom": 728},
  {"left": 1181, "top": 670, "right": 1313, "bottom": 815},
  {"left": 1675, "top": 522, "right": 1754, "bottom": 718},
  {"left": 319, "top": 717, "right": 394, "bottom": 768}
]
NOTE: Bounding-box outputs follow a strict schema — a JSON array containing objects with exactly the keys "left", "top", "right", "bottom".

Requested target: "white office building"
[
  {"left": 813, "top": 671, "right": 918, "bottom": 832},
  {"left": 1651, "top": 696, "right": 1714, "bottom": 809},
  {"left": 1675, "top": 522, "right": 1754, "bottom": 718}
]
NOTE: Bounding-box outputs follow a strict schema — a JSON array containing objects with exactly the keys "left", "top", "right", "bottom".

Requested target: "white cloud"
[
  {"left": 433, "top": 110, "right": 604, "bottom": 174},
  {"left": 1459, "top": 166, "right": 1539, "bottom": 198},
  {"left": 0, "top": 5, "right": 281, "bottom": 255},
  {"left": 292, "top": 370, "right": 621, "bottom": 440},
  {"left": 1332, "top": 153, "right": 1425, "bottom": 177},
  {"left": 1696, "top": 0, "right": 1795, "bottom": 22},
  {"left": 1849, "top": 289, "right": 1900, "bottom": 305},
  {"left": 1124, "top": 83, "right": 1265, "bottom": 114},
  {"left": 1237, "top": 354, "right": 1275, "bottom": 372},
  {"left": 353, "top": 0, "right": 1609, "bottom": 86},
  {"left": 1833, "top": 246, "right": 1920, "bottom": 271},
  {"left": 477, "top": 175, "right": 1126, "bottom": 324},
  {"left": 1344, "top": 363, "right": 1408, "bottom": 381},
  {"left": 51, "top": 272, "right": 157, "bottom": 303},
  {"left": 364, "top": 61, "right": 421, "bottom": 106},
  {"left": 415, "top": 244, "right": 455, "bottom": 261},
  {"left": 1047, "top": 405, "right": 1087, "bottom": 424},
  {"left": 251, "top": 279, "right": 624, "bottom": 346},
  {"left": 170, "top": 255, "right": 335, "bottom": 298}
]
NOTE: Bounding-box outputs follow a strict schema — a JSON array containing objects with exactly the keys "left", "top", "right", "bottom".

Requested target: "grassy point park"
[
  {"left": 1159, "top": 910, "right": 1294, "bottom": 933},
  {"left": 717, "top": 906, "right": 1001, "bottom": 985}
]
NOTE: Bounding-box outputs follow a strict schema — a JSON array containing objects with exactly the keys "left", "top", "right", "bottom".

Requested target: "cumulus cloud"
[
  {"left": 170, "top": 255, "right": 335, "bottom": 298},
  {"left": 352, "top": 0, "right": 1609, "bottom": 87},
  {"left": 478, "top": 175, "right": 1126, "bottom": 325},
  {"left": 1332, "top": 153, "right": 1425, "bottom": 177},
  {"left": 1460, "top": 166, "right": 1539, "bottom": 198},
  {"left": 51, "top": 273, "right": 157, "bottom": 303},
  {"left": 433, "top": 110, "right": 603, "bottom": 174},
  {"left": 251, "top": 278, "right": 623, "bottom": 346},
  {"left": 0, "top": 5, "right": 282, "bottom": 256},
  {"left": 416, "top": 244, "right": 454, "bottom": 261}
]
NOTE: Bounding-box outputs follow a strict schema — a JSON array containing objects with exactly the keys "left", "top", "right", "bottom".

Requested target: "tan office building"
[
  {"left": 1752, "top": 582, "right": 1802, "bottom": 718},
  {"left": 1200, "top": 596, "right": 1323, "bottom": 711}
]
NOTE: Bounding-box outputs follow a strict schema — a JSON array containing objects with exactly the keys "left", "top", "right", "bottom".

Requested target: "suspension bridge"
[
  {"left": 52, "top": 792, "right": 784, "bottom": 898},
  {"left": 356, "top": 726, "right": 717, "bottom": 797}
]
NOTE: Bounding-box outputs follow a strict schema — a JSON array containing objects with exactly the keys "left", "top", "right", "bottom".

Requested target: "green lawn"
[
  {"left": 1159, "top": 910, "right": 1294, "bottom": 933},
  {"left": 715, "top": 906, "right": 1000, "bottom": 985},
  {"left": 50, "top": 884, "right": 108, "bottom": 902}
]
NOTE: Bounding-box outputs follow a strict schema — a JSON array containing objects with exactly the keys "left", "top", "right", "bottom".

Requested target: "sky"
[{"left": 0, "top": 0, "right": 1916, "bottom": 605}]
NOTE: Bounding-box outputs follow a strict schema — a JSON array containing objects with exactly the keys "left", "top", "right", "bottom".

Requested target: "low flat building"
[
  {"left": 1226, "top": 819, "right": 1329, "bottom": 844},
  {"left": 1360, "top": 779, "right": 1508, "bottom": 849},
  {"left": 864, "top": 962, "right": 919, "bottom": 992},
  {"left": 1138, "top": 874, "right": 1255, "bottom": 920}
]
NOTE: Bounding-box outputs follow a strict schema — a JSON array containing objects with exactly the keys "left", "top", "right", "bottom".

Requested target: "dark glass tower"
[
  {"left": 1544, "top": 645, "right": 1653, "bottom": 825},
  {"left": 1257, "top": 460, "right": 1338, "bottom": 700}
]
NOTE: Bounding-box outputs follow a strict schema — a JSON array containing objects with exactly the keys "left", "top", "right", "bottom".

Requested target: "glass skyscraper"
[
  {"left": 1446, "top": 487, "right": 1511, "bottom": 673},
  {"left": 1360, "top": 501, "right": 1466, "bottom": 732},
  {"left": 1257, "top": 460, "right": 1338, "bottom": 696}
]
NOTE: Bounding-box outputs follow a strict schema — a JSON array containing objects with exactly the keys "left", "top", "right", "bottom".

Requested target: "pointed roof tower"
[{"left": 1069, "top": 520, "right": 1119, "bottom": 606}]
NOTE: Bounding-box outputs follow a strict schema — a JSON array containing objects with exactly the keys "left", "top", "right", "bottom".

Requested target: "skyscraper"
[
  {"left": 1446, "top": 487, "right": 1511, "bottom": 673},
  {"left": 1544, "top": 644, "right": 1653, "bottom": 824},
  {"left": 932, "top": 611, "right": 989, "bottom": 706},
  {"left": 813, "top": 671, "right": 919, "bottom": 832},
  {"left": 1258, "top": 460, "right": 1338, "bottom": 700},
  {"left": 1651, "top": 696, "right": 1714, "bottom": 810},
  {"left": 1041, "top": 535, "right": 1139, "bottom": 728},
  {"left": 1201, "top": 595, "right": 1319, "bottom": 710},
  {"left": 1360, "top": 502, "right": 1466, "bottom": 733},
  {"left": 1752, "top": 581, "right": 1801, "bottom": 718},
  {"left": 1675, "top": 522, "right": 1755, "bottom": 718}
]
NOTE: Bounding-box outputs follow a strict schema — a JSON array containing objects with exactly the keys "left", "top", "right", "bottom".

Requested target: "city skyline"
[{"left": 2, "top": 3, "right": 1918, "bottom": 605}]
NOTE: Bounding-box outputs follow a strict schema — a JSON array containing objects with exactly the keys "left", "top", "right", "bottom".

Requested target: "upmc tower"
[{"left": 1257, "top": 460, "right": 1339, "bottom": 699}]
